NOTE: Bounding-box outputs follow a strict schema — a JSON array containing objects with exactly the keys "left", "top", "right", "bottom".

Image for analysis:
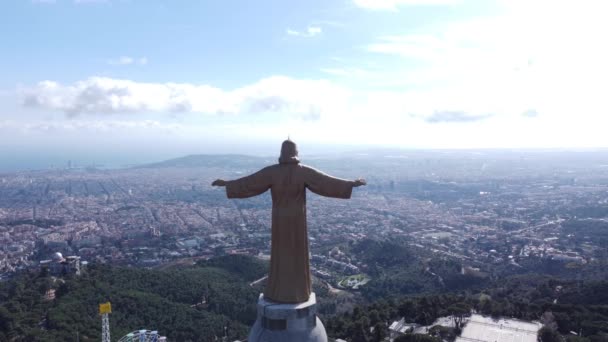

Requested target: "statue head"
[{"left": 279, "top": 139, "right": 300, "bottom": 164}]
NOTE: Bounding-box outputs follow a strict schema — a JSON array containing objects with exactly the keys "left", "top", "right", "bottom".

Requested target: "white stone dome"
[{"left": 52, "top": 252, "right": 64, "bottom": 261}]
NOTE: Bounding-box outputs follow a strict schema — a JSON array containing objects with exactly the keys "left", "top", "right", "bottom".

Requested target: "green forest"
[
  {"left": 326, "top": 276, "right": 608, "bottom": 341},
  {"left": 0, "top": 255, "right": 265, "bottom": 341},
  {"left": 324, "top": 240, "right": 608, "bottom": 341},
  {"left": 2, "top": 243, "right": 608, "bottom": 341}
]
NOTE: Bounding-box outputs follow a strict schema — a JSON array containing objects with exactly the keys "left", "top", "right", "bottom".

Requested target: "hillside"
[
  {"left": 326, "top": 275, "right": 608, "bottom": 341},
  {"left": 0, "top": 255, "right": 266, "bottom": 342},
  {"left": 3, "top": 242, "right": 608, "bottom": 341}
]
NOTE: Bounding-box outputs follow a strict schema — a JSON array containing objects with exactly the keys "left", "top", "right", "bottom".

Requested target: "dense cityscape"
[
  {"left": 2, "top": 151, "right": 608, "bottom": 341},
  {"left": 2, "top": 151, "right": 607, "bottom": 287}
]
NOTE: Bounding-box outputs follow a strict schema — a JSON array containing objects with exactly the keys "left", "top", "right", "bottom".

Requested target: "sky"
[{"left": 1, "top": 0, "right": 607, "bottom": 169}]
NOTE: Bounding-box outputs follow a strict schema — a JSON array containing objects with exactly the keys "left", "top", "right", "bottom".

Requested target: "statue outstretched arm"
[
  {"left": 212, "top": 179, "right": 227, "bottom": 186},
  {"left": 214, "top": 167, "right": 272, "bottom": 199},
  {"left": 353, "top": 179, "right": 366, "bottom": 187},
  {"left": 304, "top": 166, "right": 365, "bottom": 199}
]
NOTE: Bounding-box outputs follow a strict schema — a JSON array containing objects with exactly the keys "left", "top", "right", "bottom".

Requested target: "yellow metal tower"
[{"left": 99, "top": 302, "right": 112, "bottom": 342}]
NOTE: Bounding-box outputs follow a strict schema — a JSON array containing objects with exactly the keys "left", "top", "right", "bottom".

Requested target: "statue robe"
[{"left": 225, "top": 163, "right": 354, "bottom": 303}]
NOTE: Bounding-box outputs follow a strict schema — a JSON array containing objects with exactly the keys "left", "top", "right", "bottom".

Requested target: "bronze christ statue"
[{"left": 212, "top": 140, "right": 365, "bottom": 303}]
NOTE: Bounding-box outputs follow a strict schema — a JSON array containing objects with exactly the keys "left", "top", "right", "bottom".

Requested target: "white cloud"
[
  {"left": 12, "top": 0, "right": 608, "bottom": 149},
  {"left": 320, "top": 67, "right": 375, "bottom": 78},
  {"left": 353, "top": 0, "right": 458, "bottom": 11},
  {"left": 19, "top": 75, "right": 508, "bottom": 139},
  {"left": 14, "top": 71, "right": 608, "bottom": 148},
  {"left": 336, "top": 0, "right": 608, "bottom": 147},
  {"left": 424, "top": 111, "right": 493, "bottom": 123},
  {"left": 108, "top": 56, "right": 133, "bottom": 65},
  {"left": 0, "top": 119, "right": 186, "bottom": 136},
  {"left": 367, "top": 34, "right": 449, "bottom": 60},
  {"left": 362, "top": 0, "right": 608, "bottom": 115},
  {"left": 286, "top": 26, "right": 322, "bottom": 37},
  {"left": 17, "top": 72, "right": 536, "bottom": 129},
  {"left": 20, "top": 76, "right": 349, "bottom": 120},
  {"left": 107, "top": 56, "right": 148, "bottom": 66},
  {"left": 19, "top": 0, "right": 608, "bottom": 152}
]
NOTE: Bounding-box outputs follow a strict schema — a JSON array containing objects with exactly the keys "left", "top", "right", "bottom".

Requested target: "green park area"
[{"left": 338, "top": 274, "right": 371, "bottom": 289}]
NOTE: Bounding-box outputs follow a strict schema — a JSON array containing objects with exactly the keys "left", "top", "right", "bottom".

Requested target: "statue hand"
[
  {"left": 212, "top": 179, "right": 227, "bottom": 187},
  {"left": 353, "top": 178, "right": 366, "bottom": 187}
]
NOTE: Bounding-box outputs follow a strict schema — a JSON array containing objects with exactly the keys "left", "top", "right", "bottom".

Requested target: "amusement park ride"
[{"left": 99, "top": 302, "right": 167, "bottom": 342}]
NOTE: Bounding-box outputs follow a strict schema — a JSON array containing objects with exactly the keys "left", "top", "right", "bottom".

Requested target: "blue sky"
[{"left": 1, "top": 0, "right": 607, "bottom": 168}]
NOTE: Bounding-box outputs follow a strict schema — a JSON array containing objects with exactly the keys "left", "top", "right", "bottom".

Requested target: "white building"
[
  {"left": 388, "top": 318, "right": 419, "bottom": 340},
  {"left": 39, "top": 252, "right": 81, "bottom": 276},
  {"left": 456, "top": 314, "right": 542, "bottom": 342}
]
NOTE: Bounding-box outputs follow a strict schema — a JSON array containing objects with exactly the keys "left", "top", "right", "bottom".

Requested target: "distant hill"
[{"left": 135, "top": 154, "right": 274, "bottom": 169}]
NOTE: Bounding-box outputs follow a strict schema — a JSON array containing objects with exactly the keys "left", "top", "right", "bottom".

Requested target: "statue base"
[{"left": 248, "top": 292, "right": 328, "bottom": 342}]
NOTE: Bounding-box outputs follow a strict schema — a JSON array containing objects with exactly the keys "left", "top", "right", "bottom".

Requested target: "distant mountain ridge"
[{"left": 136, "top": 154, "right": 274, "bottom": 169}]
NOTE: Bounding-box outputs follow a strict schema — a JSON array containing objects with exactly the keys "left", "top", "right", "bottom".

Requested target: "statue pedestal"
[{"left": 248, "top": 292, "right": 328, "bottom": 342}]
